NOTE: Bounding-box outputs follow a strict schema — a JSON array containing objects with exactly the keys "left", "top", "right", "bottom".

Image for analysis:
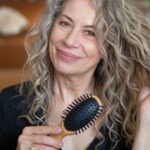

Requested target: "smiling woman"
[
  {"left": 49, "top": 0, "right": 101, "bottom": 76},
  {"left": 0, "top": 0, "right": 150, "bottom": 150}
]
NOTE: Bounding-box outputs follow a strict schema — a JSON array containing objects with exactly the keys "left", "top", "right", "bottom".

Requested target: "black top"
[{"left": 0, "top": 84, "right": 131, "bottom": 150}]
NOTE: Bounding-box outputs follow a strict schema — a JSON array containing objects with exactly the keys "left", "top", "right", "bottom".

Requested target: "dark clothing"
[{"left": 0, "top": 84, "right": 131, "bottom": 150}]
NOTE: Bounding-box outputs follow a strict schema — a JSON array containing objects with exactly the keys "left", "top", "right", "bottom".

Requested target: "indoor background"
[{"left": 0, "top": 0, "right": 149, "bottom": 90}]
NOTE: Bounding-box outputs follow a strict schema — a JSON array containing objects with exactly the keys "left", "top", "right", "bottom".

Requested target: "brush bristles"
[
  {"left": 61, "top": 93, "right": 93, "bottom": 120},
  {"left": 61, "top": 93, "right": 104, "bottom": 134},
  {"left": 75, "top": 105, "right": 104, "bottom": 134}
]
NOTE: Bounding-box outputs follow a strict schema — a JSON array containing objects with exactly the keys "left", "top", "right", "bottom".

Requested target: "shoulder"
[
  {"left": 0, "top": 82, "right": 31, "bottom": 129},
  {"left": 0, "top": 84, "right": 20, "bottom": 107},
  {"left": 1, "top": 84, "right": 21, "bottom": 100},
  {"left": 0, "top": 82, "right": 31, "bottom": 123},
  {"left": 0, "top": 84, "right": 25, "bottom": 112},
  {"left": 0, "top": 82, "right": 31, "bottom": 108},
  {"left": 0, "top": 83, "right": 31, "bottom": 149}
]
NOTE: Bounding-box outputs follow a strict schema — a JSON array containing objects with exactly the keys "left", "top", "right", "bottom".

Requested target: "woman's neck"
[{"left": 53, "top": 72, "right": 95, "bottom": 106}]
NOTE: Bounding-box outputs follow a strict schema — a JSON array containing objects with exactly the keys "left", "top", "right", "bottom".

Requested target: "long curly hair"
[{"left": 21, "top": 0, "right": 150, "bottom": 149}]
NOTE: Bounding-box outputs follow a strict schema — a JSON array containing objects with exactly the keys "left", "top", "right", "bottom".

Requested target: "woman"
[{"left": 0, "top": 0, "right": 150, "bottom": 149}]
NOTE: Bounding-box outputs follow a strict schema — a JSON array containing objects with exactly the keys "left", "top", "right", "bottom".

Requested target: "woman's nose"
[{"left": 64, "top": 29, "right": 80, "bottom": 48}]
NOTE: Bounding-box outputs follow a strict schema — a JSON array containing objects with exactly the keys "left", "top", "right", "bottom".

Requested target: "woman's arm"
[{"left": 132, "top": 85, "right": 150, "bottom": 150}]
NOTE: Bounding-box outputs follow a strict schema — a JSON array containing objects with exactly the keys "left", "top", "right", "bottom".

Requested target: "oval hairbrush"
[{"left": 54, "top": 93, "right": 104, "bottom": 139}]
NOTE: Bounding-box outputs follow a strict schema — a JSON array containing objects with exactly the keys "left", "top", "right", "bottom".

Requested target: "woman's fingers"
[
  {"left": 16, "top": 125, "right": 63, "bottom": 150},
  {"left": 18, "top": 134, "right": 63, "bottom": 148},
  {"left": 22, "top": 125, "right": 62, "bottom": 136},
  {"left": 17, "top": 135, "right": 33, "bottom": 150},
  {"left": 29, "top": 134, "right": 63, "bottom": 148},
  {"left": 34, "top": 144, "right": 60, "bottom": 150}
]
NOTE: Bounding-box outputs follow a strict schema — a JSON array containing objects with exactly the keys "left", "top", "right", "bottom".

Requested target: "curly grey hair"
[{"left": 21, "top": 0, "right": 150, "bottom": 149}]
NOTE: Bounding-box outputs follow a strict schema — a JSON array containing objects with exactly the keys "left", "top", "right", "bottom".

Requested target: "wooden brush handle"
[{"left": 52, "top": 121, "right": 75, "bottom": 140}]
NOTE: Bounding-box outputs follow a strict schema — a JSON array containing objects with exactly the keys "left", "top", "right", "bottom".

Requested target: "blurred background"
[
  {"left": 0, "top": 0, "right": 46, "bottom": 89},
  {"left": 0, "top": 0, "right": 150, "bottom": 90}
]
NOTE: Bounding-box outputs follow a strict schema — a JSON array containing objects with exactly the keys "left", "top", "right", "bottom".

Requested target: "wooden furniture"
[{"left": 0, "top": 0, "right": 45, "bottom": 89}]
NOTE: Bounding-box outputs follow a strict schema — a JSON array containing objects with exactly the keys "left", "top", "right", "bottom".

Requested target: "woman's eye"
[
  {"left": 85, "top": 30, "right": 95, "bottom": 37},
  {"left": 59, "top": 21, "right": 70, "bottom": 27}
]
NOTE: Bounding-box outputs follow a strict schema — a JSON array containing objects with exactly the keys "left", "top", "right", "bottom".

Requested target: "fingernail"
[{"left": 59, "top": 141, "right": 64, "bottom": 148}]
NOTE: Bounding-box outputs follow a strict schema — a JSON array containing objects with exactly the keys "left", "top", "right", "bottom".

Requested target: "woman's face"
[{"left": 49, "top": 0, "right": 101, "bottom": 77}]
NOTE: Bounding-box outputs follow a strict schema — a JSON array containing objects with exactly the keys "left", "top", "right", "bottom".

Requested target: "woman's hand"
[
  {"left": 132, "top": 85, "right": 150, "bottom": 150},
  {"left": 16, "top": 125, "right": 63, "bottom": 150}
]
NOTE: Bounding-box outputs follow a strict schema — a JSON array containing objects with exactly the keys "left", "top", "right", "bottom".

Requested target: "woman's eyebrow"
[
  {"left": 84, "top": 25, "right": 95, "bottom": 29},
  {"left": 61, "top": 14, "right": 95, "bottom": 29},
  {"left": 61, "top": 14, "right": 73, "bottom": 22}
]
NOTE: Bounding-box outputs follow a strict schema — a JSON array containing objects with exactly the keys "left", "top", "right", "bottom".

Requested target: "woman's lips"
[{"left": 57, "top": 50, "right": 81, "bottom": 62}]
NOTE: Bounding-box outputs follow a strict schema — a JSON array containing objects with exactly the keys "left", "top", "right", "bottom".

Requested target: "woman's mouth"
[{"left": 57, "top": 50, "right": 81, "bottom": 62}]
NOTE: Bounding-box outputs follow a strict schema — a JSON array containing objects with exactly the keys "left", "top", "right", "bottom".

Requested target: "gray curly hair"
[{"left": 21, "top": 0, "right": 150, "bottom": 149}]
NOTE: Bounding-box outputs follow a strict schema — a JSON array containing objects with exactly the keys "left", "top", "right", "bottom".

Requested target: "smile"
[{"left": 57, "top": 50, "right": 81, "bottom": 62}]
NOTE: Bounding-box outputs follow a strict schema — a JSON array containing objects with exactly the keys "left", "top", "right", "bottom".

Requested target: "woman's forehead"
[{"left": 60, "top": 0, "right": 96, "bottom": 25}]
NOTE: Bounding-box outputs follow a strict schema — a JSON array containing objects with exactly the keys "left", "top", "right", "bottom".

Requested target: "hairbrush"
[{"left": 53, "top": 93, "right": 104, "bottom": 139}]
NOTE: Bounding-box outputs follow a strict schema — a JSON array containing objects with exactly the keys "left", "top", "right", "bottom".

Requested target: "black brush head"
[{"left": 61, "top": 94, "right": 103, "bottom": 134}]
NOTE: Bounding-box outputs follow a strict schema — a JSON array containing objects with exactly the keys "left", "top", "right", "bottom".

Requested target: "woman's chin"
[{"left": 54, "top": 67, "right": 76, "bottom": 76}]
